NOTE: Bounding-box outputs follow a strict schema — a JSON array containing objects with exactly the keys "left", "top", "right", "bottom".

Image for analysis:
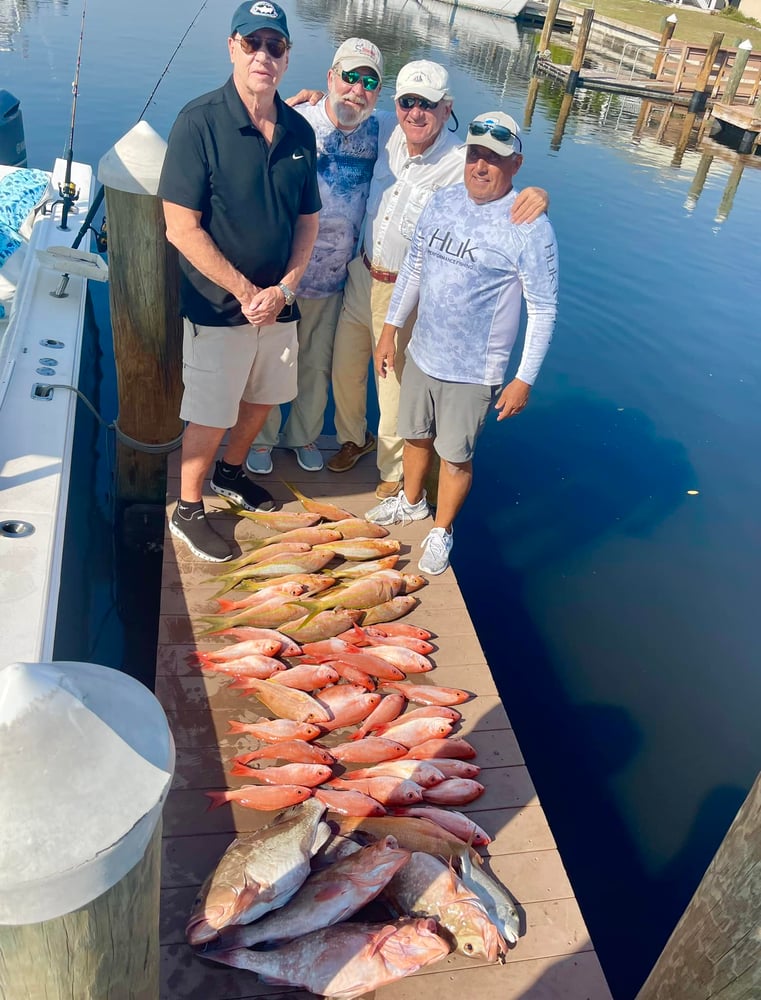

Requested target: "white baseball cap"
[
  {"left": 466, "top": 112, "right": 522, "bottom": 156},
  {"left": 394, "top": 60, "right": 451, "bottom": 103},
  {"left": 333, "top": 37, "right": 383, "bottom": 81}
]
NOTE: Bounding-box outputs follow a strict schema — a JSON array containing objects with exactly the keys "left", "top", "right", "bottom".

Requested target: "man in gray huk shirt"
[
  {"left": 366, "top": 112, "right": 559, "bottom": 577},
  {"left": 246, "top": 37, "right": 384, "bottom": 476}
]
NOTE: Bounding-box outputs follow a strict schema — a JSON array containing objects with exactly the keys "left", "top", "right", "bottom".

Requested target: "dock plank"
[{"left": 156, "top": 446, "right": 612, "bottom": 999}]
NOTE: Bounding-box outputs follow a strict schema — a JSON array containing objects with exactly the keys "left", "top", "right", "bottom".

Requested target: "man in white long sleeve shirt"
[
  {"left": 326, "top": 62, "right": 549, "bottom": 500},
  {"left": 365, "top": 112, "right": 559, "bottom": 576}
]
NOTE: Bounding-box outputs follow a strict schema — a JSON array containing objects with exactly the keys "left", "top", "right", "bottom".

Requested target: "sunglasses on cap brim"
[{"left": 468, "top": 120, "right": 521, "bottom": 149}]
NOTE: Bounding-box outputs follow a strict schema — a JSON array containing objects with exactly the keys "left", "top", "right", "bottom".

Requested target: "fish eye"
[{"left": 464, "top": 943, "right": 474, "bottom": 953}]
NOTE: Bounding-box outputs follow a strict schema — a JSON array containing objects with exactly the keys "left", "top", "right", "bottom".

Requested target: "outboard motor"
[{"left": 0, "top": 90, "right": 27, "bottom": 168}]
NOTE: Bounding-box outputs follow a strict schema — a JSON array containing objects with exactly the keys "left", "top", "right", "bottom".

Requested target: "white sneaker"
[
  {"left": 293, "top": 442, "right": 324, "bottom": 472},
  {"left": 418, "top": 527, "right": 453, "bottom": 575},
  {"left": 365, "top": 490, "right": 430, "bottom": 526},
  {"left": 246, "top": 446, "right": 273, "bottom": 475}
]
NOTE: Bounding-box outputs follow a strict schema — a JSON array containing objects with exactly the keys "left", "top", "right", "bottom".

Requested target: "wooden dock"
[{"left": 156, "top": 440, "right": 613, "bottom": 999}]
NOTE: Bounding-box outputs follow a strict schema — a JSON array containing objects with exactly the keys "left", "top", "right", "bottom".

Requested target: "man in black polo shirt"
[{"left": 159, "top": 1, "right": 321, "bottom": 562}]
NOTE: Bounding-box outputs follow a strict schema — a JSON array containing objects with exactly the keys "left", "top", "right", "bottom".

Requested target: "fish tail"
[
  {"left": 215, "top": 598, "right": 237, "bottom": 612},
  {"left": 351, "top": 622, "right": 370, "bottom": 645},
  {"left": 204, "top": 790, "right": 230, "bottom": 811},
  {"left": 227, "top": 720, "right": 251, "bottom": 733},
  {"left": 282, "top": 480, "right": 309, "bottom": 506},
  {"left": 228, "top": 762, "right": 253, "bottom": 776}
]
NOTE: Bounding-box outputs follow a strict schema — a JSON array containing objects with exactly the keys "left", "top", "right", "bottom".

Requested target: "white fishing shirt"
[
  {"left": 386, "top": 184, "right": 559, "bottom": 386},
  {"left": 364, "top": 122, "right": 465, "bottom": 274},
  {"left": 295, "top": 99, "right": 380, "bottom": 298}
]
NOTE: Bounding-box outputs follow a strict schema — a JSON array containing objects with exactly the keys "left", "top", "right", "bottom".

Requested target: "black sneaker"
[
  {"left": 169, "top": 505, "right": 232, "bottom": 562},
  {"left": 210, "top": 461, "right": 276, "bottom": 512}
]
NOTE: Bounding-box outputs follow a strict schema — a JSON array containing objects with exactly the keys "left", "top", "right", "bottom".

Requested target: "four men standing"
[{"left": 160, "top": 1, "right": 558, "bottom": 576}]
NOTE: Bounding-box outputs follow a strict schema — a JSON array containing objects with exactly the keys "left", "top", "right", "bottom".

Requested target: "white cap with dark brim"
[
  {"left": 466, "top": 111, "right": 522, "bottom": 156},
  {"left": 394, "top": 60, "right": 451, "bottom": 103}
]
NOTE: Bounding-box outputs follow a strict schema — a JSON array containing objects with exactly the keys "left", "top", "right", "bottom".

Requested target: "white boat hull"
[{"left": 0, "top": 158, "right": 95, "bottom": 669}]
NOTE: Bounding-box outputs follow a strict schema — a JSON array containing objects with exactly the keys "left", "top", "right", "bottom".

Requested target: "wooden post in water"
[
  {"left": 688, "top": 32, "right": 725, "bottom": 113},
  {"left": 684, "top": 151, "right": 714, "bottom": 211},
  {"left": 637, "top": 770, "right": 761, "bottom": 1000},
  {"left": 551, "top": 92, "right": 575, "bottom": 150},
  {"left": 537, "top": 0, "right": 561, "bottom": 55},
  {"left": 651, "top": 14, "right": 678, "bottom": 80},
  {"left": 98, "top": 121, "right": 184, "bottom": 506},
  {"left": 524, "top": 76, "right": 541, "bottom": 129},
  {"left": 723, "top": 39, "right": 753, "bottom": 105},
  {"left": 566, "top": 8, "right": 595, "bottom": 94},
  {"left": 715, "top": 158, "right": 745, "bottom": 223}
]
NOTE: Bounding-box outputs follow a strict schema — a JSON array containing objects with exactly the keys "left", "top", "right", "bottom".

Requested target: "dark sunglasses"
[
  {"left": 340, "top": 69, "right": 380, "bottom": 92},
  {"left": 238, "top": 34, "right": 289, "bottom": 59},
  {"left": 468, "top": 120, "right": 520, "bottom": 147},
  {"left": 397, "top": 95, "right": 440, "bottom": 111}
]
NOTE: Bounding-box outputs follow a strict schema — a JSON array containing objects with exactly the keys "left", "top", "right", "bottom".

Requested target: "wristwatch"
[{"left": 278, "top": 282, "right": 296, "bottom": 306}]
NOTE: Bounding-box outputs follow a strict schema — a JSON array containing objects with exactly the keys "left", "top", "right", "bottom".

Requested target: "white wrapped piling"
[{"left": 0, "top": 661, "right": 174, "bottom": 997}]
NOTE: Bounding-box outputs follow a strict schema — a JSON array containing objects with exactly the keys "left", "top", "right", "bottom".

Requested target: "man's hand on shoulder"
[
  {"left": 511, "top": 187, "right": 549, "bottom": 225},
  {"left": 495, "top": 378, "right": 531, "bottom": 421},
  {"left": 286, "top": 89, "right": 324, "bottom": 108}
]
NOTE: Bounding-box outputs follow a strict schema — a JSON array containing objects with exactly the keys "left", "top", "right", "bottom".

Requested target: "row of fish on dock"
[{"left": 184, "top": 484, "right": 522, "bottom": 998}]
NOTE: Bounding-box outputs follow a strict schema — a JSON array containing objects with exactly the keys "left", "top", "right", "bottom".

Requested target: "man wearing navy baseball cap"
[{"left": 158, "top": 1, "right": 321, "bottom": 562}]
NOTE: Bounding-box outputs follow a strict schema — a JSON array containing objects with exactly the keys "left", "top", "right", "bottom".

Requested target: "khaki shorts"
[
  {"left": 180, "top": 318, "right": 298, "bottom": 429},
  {"left": 398, "top": 352, "right": 499, "bottom": 464}
]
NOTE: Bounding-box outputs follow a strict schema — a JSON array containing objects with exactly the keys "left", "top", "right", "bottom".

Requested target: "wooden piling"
[
  {"left": 551, "top": 91, "right": 575, "bottom": 150},
  {"left": 524, "top": 76, "right": 541, "bottom": 129},
  {"left": 566, "top": 8, "right": 595, "bottom": 94},
  {"left": 636, "top": 770, "right": 761, "bottom": 1000},
  {"left": 723, "top": 40, "right": 753, "bottom": 106},
  {"left": 537, "top": 0, "right": 562, "bottom": 55},
  {"left": 651, "top": 14, "right": 678, "bottom": 81},
  {"left": 684, "top": 151, "right": 714, "bottom": 211},
  {"left": 97, "top": 121, "right": 184, "bottom": 506},
  {"left": 0, "top": 822, "right": 163, "bottom": 1000},
  {"left": 688, "top": 31, "right": 725, "bottom": 113}
]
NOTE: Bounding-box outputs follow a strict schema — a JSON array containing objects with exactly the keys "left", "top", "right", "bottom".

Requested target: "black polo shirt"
[{"left": 158, "top": 76, "right": 321, "bottom": 326}]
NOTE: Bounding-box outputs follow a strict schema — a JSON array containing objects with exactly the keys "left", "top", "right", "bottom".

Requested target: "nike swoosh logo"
[{"left": 292, "top": 153, "right": 304, "bottom": 160}]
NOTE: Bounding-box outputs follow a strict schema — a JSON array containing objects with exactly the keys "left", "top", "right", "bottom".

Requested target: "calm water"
[{"left": 3, "top": 0, "right": 760, "bottom": 995}]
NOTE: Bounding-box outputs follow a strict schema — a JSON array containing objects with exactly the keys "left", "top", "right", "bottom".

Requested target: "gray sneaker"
[
  {"left": 246, "top": 446, "right": 273, "bottom": 475},
  {"left": 418, "top": 527, "right": 453, "bottom": 575},
  {"left": 365, "top": 490, "right": 430, "bottom": 526},
  {"left": 293, "top": 442, "right": 324, "bottom": 472}
]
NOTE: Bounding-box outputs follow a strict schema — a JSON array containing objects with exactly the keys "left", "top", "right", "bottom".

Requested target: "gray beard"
[{"left": 328, "top": 95, "right": 370, "bottom": 129}]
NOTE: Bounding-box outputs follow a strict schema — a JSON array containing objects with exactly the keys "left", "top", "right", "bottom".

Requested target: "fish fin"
[
  {"left": 281, "top": 480, "right": 309, "bottom": 507},
  {"left": 351, "top": 622, "right": 370, "bottom": 646},
  {"left": 228, "top": 763, "right": 254, "bottom": 776},
  {"left": 313, "top": 883, "right": 350, "bottom": 902},
  {"left": 368, "top": 924, "right": 400, "bottom": 956},
  {"left": 204, "top": 791, "right": 229, "bottom": 811}
]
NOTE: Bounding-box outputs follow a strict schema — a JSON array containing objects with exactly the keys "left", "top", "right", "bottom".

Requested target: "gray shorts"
[
  {"left": 398, "top": 353, "right": 499, "bottom": 464},
  {"left": 179, "top": 318, "right": 298, "bottom": 428}
]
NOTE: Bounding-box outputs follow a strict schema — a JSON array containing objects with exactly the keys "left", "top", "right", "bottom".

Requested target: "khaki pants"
[
  {"left": 330, "top": 255, "right": 416, "bottom": 483},
  {"left": 255, "top": 292, "right": 343, "bottom": 449}
]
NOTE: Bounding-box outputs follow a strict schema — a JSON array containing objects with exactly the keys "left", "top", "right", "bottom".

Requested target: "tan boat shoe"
[
  {"left": 375, "top": 479, "right": 403, "bottom": 500},
  {"left": 327, "top": 432, "right": 376, "bottom": 473}
]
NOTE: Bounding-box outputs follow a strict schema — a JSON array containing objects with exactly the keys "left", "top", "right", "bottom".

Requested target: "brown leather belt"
[{"left": 362, "top": 249, "right": 397, "bottom": 284}]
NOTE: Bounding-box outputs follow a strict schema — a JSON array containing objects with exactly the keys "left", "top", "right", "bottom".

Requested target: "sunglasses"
[
  {"left": 340, "top": 69, "right": 380, "bottom": 92},
  {"left": 237, "top": 34, "right": 289, "bottom": 59},
  {"left": 397, "top": 95, "right": 440, "bottom": 111},
  {"left": 468, "top": 120, "right": 520, "bottom": 147}
]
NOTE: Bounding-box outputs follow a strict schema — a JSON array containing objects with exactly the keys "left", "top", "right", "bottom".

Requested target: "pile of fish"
[{"left": 185, "top": 484, "right": 522, "bottom": 997}]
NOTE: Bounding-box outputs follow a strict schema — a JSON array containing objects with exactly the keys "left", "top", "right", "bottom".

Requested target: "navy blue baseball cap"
[{"left": 231, "top": 2, "right": 290, "bottom": 41}]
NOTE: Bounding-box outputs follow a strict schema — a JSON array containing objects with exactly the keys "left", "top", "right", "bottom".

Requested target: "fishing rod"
[
  {"left": 52, "top": 0, "right": 209, "bottom": 294},
  {"left": 58, "top": 0, "right": 87, "bottom": 232}
]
